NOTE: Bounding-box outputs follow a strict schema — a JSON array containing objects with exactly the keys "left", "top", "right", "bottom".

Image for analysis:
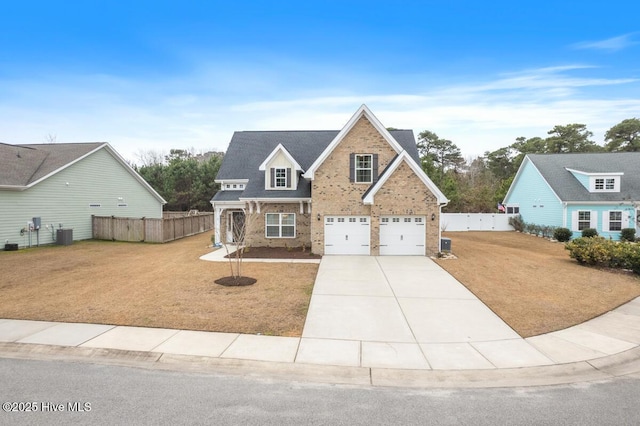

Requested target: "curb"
[{"left": 1, "top": 342, "right": 639, "bottom": 389}]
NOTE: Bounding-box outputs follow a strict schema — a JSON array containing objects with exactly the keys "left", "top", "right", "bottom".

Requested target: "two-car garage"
[{"left": 324, "top": 215, "right": 426, "bottom": 256}]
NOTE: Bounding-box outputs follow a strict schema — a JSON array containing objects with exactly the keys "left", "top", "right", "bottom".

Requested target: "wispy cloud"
[
  {"left": 572, "top": 33, "right": 638, "bottom": 52},
  {"left": 1, "top": 64, "right": 639, "bottom": 162}
]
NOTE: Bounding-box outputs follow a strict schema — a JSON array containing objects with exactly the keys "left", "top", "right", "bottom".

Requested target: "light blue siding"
[
  {"left": 568, "top": 170, "right": 590, "bottom": 190},
  {"left": 0, "top": 148, "right": 163, "bottom": 248},
  {"left": 503, "top": 158, "right": 563, "bottom": 227},
  {"left": 566, "top": 204, "right": 637, "bottom": 240}
]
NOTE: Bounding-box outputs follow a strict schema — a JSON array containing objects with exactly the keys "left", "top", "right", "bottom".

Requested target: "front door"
[{"left": 227, "top": 211, "right": 246, "bottom": 243}]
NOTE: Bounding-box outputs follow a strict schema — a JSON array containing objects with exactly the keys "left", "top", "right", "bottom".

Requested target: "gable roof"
[
  {"left": 304, "top": 104, "right": 405, "bottom": 180},
  {"left": 516, "top": 152, "right": 640, "bottom": 202},
  {"left": 258, "top": 143, "right": 303, "bottom": 171},
  {"left": 212, "top": 128, "right": 418, "bottom": 202},
  {"left": 362, "top": 151, "right": 448, "bottom": 205},
  {"left": 0, "top": 142, "right": 104, "bottom": 187},
  {"left": 0, "top": 142, "right": 166, "bottom": 203}
]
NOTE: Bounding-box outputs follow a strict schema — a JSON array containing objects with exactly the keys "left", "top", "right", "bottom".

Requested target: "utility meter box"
[
  {"left": 440, "top": 237, "right": 452, "bottom": 252},
  {"left": 32, "top": 217, "right": 41, "bottom": 230}
]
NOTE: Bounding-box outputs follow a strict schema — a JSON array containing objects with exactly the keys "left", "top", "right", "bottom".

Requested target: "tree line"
[
  {"left": 134, "top": 149, "right": 223, "bottom": 211},
  {"left": 417, "top": 118, "right": 640, "bottom": 212}
]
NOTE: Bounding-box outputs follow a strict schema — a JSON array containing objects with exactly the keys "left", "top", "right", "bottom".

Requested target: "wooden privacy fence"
[{"left": 92, "top": 213, "right": 214, "bottom": 243}]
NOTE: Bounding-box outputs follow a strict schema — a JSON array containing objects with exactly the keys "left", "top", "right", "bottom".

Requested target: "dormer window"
[
  {"left": 270, "top": 167, "right": 291, "bottom": 189},
  {"left": 594, "top": 178, "right": 615, "bottom": 190},
  {"left": 275, "top": 168, "right": 287, "bottom": 187},
  {"left": 590, "top": 176, "right": 620, "bottom": 192}
]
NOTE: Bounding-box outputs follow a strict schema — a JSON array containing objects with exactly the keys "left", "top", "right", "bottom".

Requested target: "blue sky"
[{"left": 1, "top": 1, "right": 639, "bottom": 163}]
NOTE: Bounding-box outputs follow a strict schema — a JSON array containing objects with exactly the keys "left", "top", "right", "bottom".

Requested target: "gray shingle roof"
[
  {"left": 0, "top": 142, "right": 103, "bottom": 187},
  {"left": 211, "top": 190, "right": 244, "bottom": 202},
  {"left": 214, "top": 130, "right": 418, "bottom": 200},
  {"left": 528, "top": 152, "right": 640, "bottom": 202}
]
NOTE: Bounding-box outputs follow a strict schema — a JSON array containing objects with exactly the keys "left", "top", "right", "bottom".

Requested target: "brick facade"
[
  {"left": 369, "top": 162, "right": 440, "bottom": 256},
  {"left": 244, "top": 203, "right": 311, "bottom": 249},
  {"left": 215, "top": 108, "right": 444, "bottom": 256},
  {"left": 311, "top": 116, "right": 399, "bottom": 254}
]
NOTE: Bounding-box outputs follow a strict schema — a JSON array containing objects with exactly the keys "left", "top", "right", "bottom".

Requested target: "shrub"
[
  {"left": 581, "top": 228, "right": 598, "bottom": 238},
  {"left": 566, "top": 237, "right": 640, "bottom": 274},
  {"left": 621, "top": 228, "right": 636, "bottom": 242},
  {"left": 508, "top": 214, "right": 525, "bottom": 232},
  {"left": 566, "top": 237, "right": 609, "bottom": 265},
  {"left": 554, "top": 227, "right": 572, "bottom": 242}
]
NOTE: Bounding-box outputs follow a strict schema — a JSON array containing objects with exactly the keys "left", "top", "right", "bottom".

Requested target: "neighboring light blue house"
[
  {"left": 503, "top": 153, "right": 640, "bottom": 240},
  {"left": 0, "top": 142, "right": 166, "bottom": 248}
]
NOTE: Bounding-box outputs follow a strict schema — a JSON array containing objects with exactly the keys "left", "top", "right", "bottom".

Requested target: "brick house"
[{"left": 210, "top": 105, "right": 448, "bottom": 256}]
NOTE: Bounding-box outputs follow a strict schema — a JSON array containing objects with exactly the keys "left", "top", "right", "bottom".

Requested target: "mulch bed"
[
  {"left": 214, "top": 276, "right": 257, "bottom": 286},
  {"left": 225, "top": 246, "right": 322, "bottom": 259}
]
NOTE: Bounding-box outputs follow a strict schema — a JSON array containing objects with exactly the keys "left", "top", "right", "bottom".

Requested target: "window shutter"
[
  {"left": 590, "top": 211, "right": 598, "bottom": 229},
  {"left": 372, "top": 154, "right": 379, "bottom": 183},
  {"left": 602, "top": 211, "right": 610, "bottom": 232},
  {"left": 622, "top": 212, "right": 630, "bottom": 229},
  {"left": 571, "top": 211, "right": 578, "bottom": 231},
  {"left": 286, "top": 168, "right": 292, "bottom": 188},
  {"left": 270, "top": 168, "right": 275, "bottom": 188},
  {"left": 349, "top": 154, "right": 355, "bottom": 182}
]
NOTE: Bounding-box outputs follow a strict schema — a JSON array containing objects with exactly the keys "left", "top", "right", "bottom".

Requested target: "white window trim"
[
  {"left": 355, "top": 154, "right": 373, "bottom": 184},
  {"left": 572, "top": 210, "right": 598, "bottom": 231},
  {"left": 589, "top": 176, "right": 620, "bottom": 193},
  {"left": 265, "top": 213, "right": 296, "bottom": 238},
  {"left": 603, "top": 210, "right": 624, "bottom": 232},
  {"left": 274, "top": 168, "right": 287, "bottom": 188}
]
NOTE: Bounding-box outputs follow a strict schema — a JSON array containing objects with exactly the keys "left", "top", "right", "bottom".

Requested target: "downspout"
[{"left": 438, "top": 201, "right": 449, "bottom": 253}]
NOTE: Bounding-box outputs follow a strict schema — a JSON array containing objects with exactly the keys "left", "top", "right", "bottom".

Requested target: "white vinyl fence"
[{"left": 441, "top": 213, "right": 516, "bottom": 231}]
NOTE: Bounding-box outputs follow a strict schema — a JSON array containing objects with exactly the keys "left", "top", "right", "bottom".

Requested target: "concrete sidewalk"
[{"left": 1, "top": 255, "right": 639, "bottom": 387}]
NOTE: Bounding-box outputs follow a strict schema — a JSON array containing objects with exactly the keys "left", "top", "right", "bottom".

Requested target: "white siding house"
[{"left": 0, "top": 142, "right": 166, "bottom": 248}]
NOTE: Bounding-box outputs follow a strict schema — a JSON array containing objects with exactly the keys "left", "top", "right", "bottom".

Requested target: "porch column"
[{"left": 214, "top": 207, "right": 223, "bottom": 244}]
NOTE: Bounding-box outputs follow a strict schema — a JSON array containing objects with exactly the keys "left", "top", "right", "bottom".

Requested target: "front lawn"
[
  {"left": 436, "top": 231, "right": 640, "bottom": 337},
  {"left": 0, "top": 232, "right": 318, "bottom": 337}
]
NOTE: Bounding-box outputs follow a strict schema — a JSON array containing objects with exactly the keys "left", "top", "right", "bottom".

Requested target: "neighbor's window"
[
  {"left": 506, "top": 206, "right": 520, "bottom": 214},
  {"left": 605, "top": 178, "right": 615, "bottom": 190},
  {"left": 355, "top": 154, "right": 373, "bottom": 183},
  {"left": 265, "top": 213, "right": 295, "bottom": 238},
  {"left": 592, "top": 176, "right": 619, "bottom": 192},
  {"left": 274, "top": 168, "right": 287, "bottom": 188},
  {"left": 578, "top": 211, "right": 591, "bottom": 230},
  {"left": 595, "top": 178, "right": 604, "bottom": 190},
  {"left": 609, "top": 211, "right": 622, "bottom": 231}
]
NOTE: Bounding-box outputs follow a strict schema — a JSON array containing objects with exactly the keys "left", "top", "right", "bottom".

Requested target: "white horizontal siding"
[{"left": 0, "top": 148, "right": 163, "bottom": 248}]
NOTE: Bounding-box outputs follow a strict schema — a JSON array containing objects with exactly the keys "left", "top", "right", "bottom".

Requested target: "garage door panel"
[
  {"left": 380, "top": 216, "right": 425, "bottom": 256},
  {"left": 325, "top": 216, "right": 370, "bottom": 255}
]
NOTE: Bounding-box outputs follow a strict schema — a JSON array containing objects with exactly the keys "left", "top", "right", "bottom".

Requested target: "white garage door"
[
  {"left": 379, "top": 216, "right": 426, "bottom": 256},
  {"left": 324, "top": 216, "right": 370, "bottom": 255}
]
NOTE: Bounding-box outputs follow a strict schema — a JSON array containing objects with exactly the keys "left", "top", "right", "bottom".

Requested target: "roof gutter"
[{"left": 0, "top": 185, "right": 27, "bottom": 191}]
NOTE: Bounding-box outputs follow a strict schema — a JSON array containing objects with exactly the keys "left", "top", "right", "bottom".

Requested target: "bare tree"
[
  {"left": 220, "top": 210, "right": 256, "bottom": 282},
  {"left": 44, "top": 133, "right": 57, "bottom": 143}
]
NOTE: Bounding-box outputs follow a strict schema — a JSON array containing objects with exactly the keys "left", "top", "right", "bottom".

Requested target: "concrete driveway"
[{"left": 300, "top": 256, "right": 554, "bottom": 369}]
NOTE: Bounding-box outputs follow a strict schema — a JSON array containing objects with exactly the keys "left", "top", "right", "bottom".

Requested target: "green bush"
[
  {"left": 581, "top": 228, "right": 598, "bottom": 238},
  {"left": 553, "top": 227, "right": 572, "bottom": 242},
  {"left": 621, "top": 228, "right": 636, "bottom": 242},
  {"left": 566, "top": 237, "right": 640, "bottom": 274}
]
